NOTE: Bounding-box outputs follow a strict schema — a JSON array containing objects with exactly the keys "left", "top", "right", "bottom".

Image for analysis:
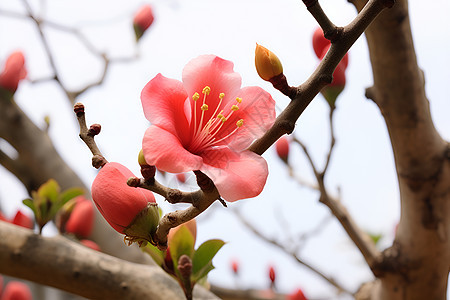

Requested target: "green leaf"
[
  {"left": 38, "top": 179, "right": 60, "bottom": 203},
  {"left": 168, "top": 225, "right": 195, "bottom": 272},
  {"left": 59, "top": 188, "right": 85, "bottom": 205},
  {"left": 369, "top": 233, "right": 383, "bottom": 245},
  {"left": 142, "top": 243, "right": 165, "bottom": 266},
  {"left": 191, "top": 239, "right": 225, "bottom": 282},
  {"left": 22, "top": 199, "right": 36, "bottom": 215}
]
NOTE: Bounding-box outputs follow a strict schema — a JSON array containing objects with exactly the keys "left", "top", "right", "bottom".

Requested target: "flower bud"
[
  {"left": 91, "top": 162, "right": 159, "bottom": 245},
  {"left": 275, "top": 136, "right": 290, "bottom": 164},
  {"left": 176, "top": 173, "right": 186, "bottom": 184},
  {"left": 133, "top": 5, "right": 154, "bottom": 41},
  {"left": 12, "top": 210, "right": 34, "bottom": 229},
  {"left": 288, "top": 288, "right": 308, "bottom": 300},
  {"left": 177, "top": 254, "right": 193, "bottom": 279},
  {"left": 65, "top": 196, "right": 94, "bottom": 238},
  {"left": 312, "top": 27, "right": 330, "bottom": 58},
  {"left": 138, "top": 149, "right": 149, "bottom": 166},
  {"left": 268, "top": 265, "right": 276, "bottom": 284},
  {"left": 320, "top": 63, "right": 346, "bottom": 108},
  {"left": 1, "top": 281, "right": 32, "bottom": 300},
  {"left": 231, "top": 259, "right": 239, "bottom": 275},
  {"left": 0, "top": 51, "right": 27, "bottom": 95},
  {"left": 80, "top": 239, "right": 101, "bottom": 251},
  {"left": 255, "top": 44, "right": 283, "bottom": 81}
]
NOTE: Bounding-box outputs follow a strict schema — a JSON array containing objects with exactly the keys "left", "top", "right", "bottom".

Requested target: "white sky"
[{"left": 0, "top": 0, "right": 449, "bottom": 298}]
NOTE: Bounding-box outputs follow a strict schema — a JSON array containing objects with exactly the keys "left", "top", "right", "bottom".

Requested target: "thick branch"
[{"left": 0, "top": 222, "right": 218, "bottom": 300}]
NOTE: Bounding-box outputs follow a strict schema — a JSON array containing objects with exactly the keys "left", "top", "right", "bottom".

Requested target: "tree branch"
[{"left": 0, "top": 221, "right": 219, "bottom": 300}]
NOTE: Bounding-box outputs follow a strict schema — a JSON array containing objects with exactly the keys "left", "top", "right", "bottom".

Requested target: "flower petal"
[
  {"left": 200, "top": 148, "right": 268, "bottom": 202},
  {"left": 143, "top": 125, "right": 203, "bottom": 173},
  {"left": 141, "top": 73, "right": 190, "bottom": 144},
  {"left": 225, "top": 86, "right": 276, "bottom": 150}
]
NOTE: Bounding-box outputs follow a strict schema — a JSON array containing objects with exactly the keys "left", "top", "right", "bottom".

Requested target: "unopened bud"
[
  {"left": 275, "top": 136, "right": 290, "bottom": 164},
  {"left": 255, "top": 44, "right": 283, "bottom": 81},
  {"left": 73, "top": 103, "right": 85, "bottom": 117},
  {"left": 88, "top": 124, "right": 101, "bottom": 136},
  {"left": 177, "top": 254, "right": 193, "bottom": 279},
  {"left": 133, "top": 5, "right": 154, "bottom": 41}
]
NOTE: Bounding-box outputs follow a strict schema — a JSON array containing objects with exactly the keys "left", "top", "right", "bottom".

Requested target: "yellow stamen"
[
  {"left": 192, "top": 92, "right": 199, "bottom": 101},
  {"left": 236, "top": 97, "right": 242, "bottom": 103},
  {"left": 202, "top": 86, "right": 211, "bottom": 95},
  {"left": 219, "top": 93, "right": 225, "bottom": 99},
  {"left": 221, "top": 117, "right": 227, "bottom": 123},
  {"left": 231, "top": 105, "right": 239, "bottom": 111},
  {"left": 201, "top": 104, "right": 208, "bottom": 111},
  {"left": 236, "top": 119, "right": 244, "bottom": 127}
]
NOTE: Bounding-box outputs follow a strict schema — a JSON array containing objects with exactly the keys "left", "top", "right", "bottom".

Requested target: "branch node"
[
  {"left": 167, "top": 189, "right": 183, "bottom": 204},
  {"left": 73, "top": 102, "right": 85, "bottom": 117},
  {"left": 269, "top": 74, "right": 298, "bottom": 99},
  {"left": 325, "top": 27, "right": 344, "bottom": 43},
  {"left": 87, "top": 124, "right": 101, "bottom": 137},
  {"left": 92, "top": 155, "right": 107, "bottom": 169},
  {"left": 194, "top": 170, "right": 215, "bottom": 192}
]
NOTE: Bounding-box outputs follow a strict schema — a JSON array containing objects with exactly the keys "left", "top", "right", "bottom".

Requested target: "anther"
[
  {"left": 236, "top": 97, "right": 242, "bottom": 103},
  {"left": 192, "top": 92, "right": 199, "bottom": 101},
  {"left": 236, "top": 119, "right": 244, "bottom": 127},
  {"left": 231, "top": 105, "right": 239, "bottom": 111},
  {"left": 201, "top": 104, "right": 208, "bottom": 111},
  {"left": 202, "top": 86, "right": 211, "bottom": 95},
  {"left": 219, "top": 93, "right": 225, "bottom": 99}
]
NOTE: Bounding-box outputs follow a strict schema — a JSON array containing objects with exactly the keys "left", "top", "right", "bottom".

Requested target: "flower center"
[{"left": 189, "top": 86, "right": 244, "bottom": 154}]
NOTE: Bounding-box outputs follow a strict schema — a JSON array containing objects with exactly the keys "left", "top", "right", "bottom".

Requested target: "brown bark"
[
  {"left": 351, "top": 0, "right": 450, "bottom": 299},
  {"left": 0, "top": 221, "right": 219, "bottom": 300}
]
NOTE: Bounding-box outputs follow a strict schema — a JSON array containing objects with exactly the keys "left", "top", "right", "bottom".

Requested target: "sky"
[{"left": 0, "top": 0, "right": 449, "bottom": 299}]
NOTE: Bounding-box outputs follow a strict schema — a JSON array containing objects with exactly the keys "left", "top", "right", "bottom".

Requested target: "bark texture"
[
  {"left": 351, "top": 0, "right": 450, "bottom": 299},
  {"left": 0, "top": 221, "right": 219, "bottom": 300}
]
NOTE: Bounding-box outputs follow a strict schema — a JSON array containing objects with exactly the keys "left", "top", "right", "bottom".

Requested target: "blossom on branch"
[
  {"left": 141, "top": 55, "right": 276, "bottom": 201},
  {"left": 133, "top": 5, "right": 154, "bottom": 41},
  {"left": 91, "top": 162, "right": 159, "bottom": 246}
]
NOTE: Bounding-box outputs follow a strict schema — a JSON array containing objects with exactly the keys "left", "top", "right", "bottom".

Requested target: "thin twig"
[{"left": 233, "top": 209, "right": 352, "bottom": 296}]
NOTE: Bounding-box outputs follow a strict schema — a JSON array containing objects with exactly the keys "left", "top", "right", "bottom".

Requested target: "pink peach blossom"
[
  {"left": 91, "top": 162, "right": 156, "bottom": 233},
  {"left": 0, "top": 51, "right": 27, "bottom": 93},
  {"left": 65, "top": 196, "right": 94, "bottom": 238},
  {"left": 1, "top": 281, "right": 32, "bottom": 300},
  {"left": 141, "top": 55, "right": 275, "bottom": 201}
]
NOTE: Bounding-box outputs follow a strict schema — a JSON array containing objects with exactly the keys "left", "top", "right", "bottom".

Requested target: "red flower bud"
[
  {"left": 80, "top": 239, "right": 101, "bottom": 251},
  {"left": 231, "top": 259, "right": 239, "bottom": 275},
  {"left": 91, "top": 162, "right": 156, "bottom": 234},
  {"left": 1, "top": 281, "right": 32, "bottom": 300},
  {"left": 287, "top": 288, "right": 308, "bottom": 300},
  {"left": 133, "top": 5, "right": 154, "bottom": 41},
  {"left": 65, "top": 196, "right": 94, "bottom": 238},
  {"left": 312, "top": 28, "right": 330, "bottom": 58},
  {"left": 12, "top": 210, "right": 34, "bottom": 229},
  {"left": 0, "top": 51, "right": 27, "bottom": 94},
  {"left": 176, "top": 173, "right": 186, "bottom": 184},
  {"left": 268, "top": 265, "right": 276, "bottom": 284},
  {"left": 275, "top": 136, "right": 290, "bottom": 164}
]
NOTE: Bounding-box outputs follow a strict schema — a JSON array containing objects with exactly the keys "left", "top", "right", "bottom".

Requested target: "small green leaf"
[
  {"left": 22, "top": 199, "right": 36, "bottom": 215},
  {"left": 59, "top": 188, "right": 85, "bottom": 205},
  {"left": 369, "top": 233, "right": 383, "bottom": 245},
  {"left": 191, "top": 239, "right": 225, "bottom": 282},
  {"left": 38, "top": 179, "right": 60, "bottom": 203},
  {"left": 142, "top": 243, "right": 165, "bottom": 266},
  {"left": 168, "top": 225, "right": 195, "bottom": 271}
]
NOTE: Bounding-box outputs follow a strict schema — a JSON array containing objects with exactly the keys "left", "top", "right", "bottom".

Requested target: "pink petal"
[
  {"left": 142, "top": 125, "right": 203, "bottom": 173},
  {"left": 226, "top": 86, "right": 276, "bottom": 150},
  {"left": 65, "top": 198, "right": 94, "bottom": 238},
  {"left": 141, "top": 73, "right": 191, "bottom": 144},
  {"left": 200, "top": 148, "right": 268, "bottom": 202},
  {"left": 91, "top": 162, "right": 155, "bottom": 233},
  {"left": 182, "top": 55, "right": 242, "bottom": 136}
]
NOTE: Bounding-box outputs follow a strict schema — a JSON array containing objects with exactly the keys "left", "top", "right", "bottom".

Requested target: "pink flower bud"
[
  {"left": 65, "top": 196, "right": 94, "bottom": 238},
  {"left": 320, "top": 62, "right": 346, "bottom": 107},
  {"left": 275, "top": 136, "right": 290, "bottom": 164},
  {"left": 0, "top": 51, "right": 27, "bottom": 94},
  {"left": 133, "top": 5, "right": 154, "bottom": 41},
  {"left": 80, "top": 239, "right": 101, "bottom": 251},
  {"left": 12, "top": 210, "right": 34, "bottom": 229},
  {"left": 312, "top": 28, "right": 330, "bottom": 58},
  {"left": 268, "top": 265, "right": 276, "bottom": 284},
  {"left": 231, "top": 259, "right": 239, "bottom": 275},
  {"left": 287, "top": 288, "right": 308, "bottom": 300},
  {"left": 91, "top": 162, "right": 156, "bottom": 234},
  {"left": 176, "top": 173, "right": 186, "bottom": 184},
  {"left": 1, "top": 281, "right": 32, "bottom": 300}
]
